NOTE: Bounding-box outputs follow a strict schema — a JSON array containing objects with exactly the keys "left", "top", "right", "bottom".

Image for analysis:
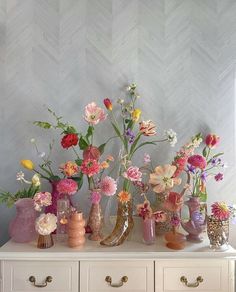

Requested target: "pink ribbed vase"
[{"left": 68, "top": 212, "right": 86, "bottom": 248}]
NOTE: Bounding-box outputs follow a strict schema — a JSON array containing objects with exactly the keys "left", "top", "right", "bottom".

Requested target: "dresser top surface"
[{"left": 1, "top": 233, "right": 236, "bottom": 260}]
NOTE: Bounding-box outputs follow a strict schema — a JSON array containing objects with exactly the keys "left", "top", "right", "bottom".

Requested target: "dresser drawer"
[
  {"left": 3, "top": 261, "right": 78, "bottom": 292},
  {"left": 80, "top": 260, "right": 154, "bottom": 292},
  {"left": 155, "top": 259, "right": 229, "bottom": 292}
]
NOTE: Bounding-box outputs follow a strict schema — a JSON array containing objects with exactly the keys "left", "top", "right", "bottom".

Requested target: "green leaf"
[
  {"left": 85, "top": 126, "right": 94, "bottom": 140},
  {"left": 79, "top": 136, "right": 89, "bottom": 150},
  {"left": 75, "top": 158, "right": 83, "bottom": 166},
  {"left": 33, "top": 121, "right": 52, "bottom": 129},
  {"left": 129, "top": 133, "right": 142, "bottom": 158},
  {"left": 199, "top": 192, "right": 207, "bottom": 202},
  {"left": 72, "top": 173, "right": 83, "bottom": 190},
  {"left": 98, "top": 143, "right": 106, "bottom": 155},
  {"left": 202, "top": 147, "right": 207, "bottom": 157},
  {"left": 212, "top": 152, "right": 224, "bottom": 158},
  {"left": 131, "top": 141, "right": 157, "bottom": 155},
  {"left": 64, "top": 126, "right": 77, "bottom": 134}
]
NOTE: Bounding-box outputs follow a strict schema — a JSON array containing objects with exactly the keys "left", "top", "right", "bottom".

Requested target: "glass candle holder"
[{"left": 56, "top": 197, "right": 70, "bottom": 242}]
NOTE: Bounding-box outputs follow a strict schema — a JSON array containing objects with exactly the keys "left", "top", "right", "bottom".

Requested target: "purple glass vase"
[
  {"left": 142, "top": 218, "right": 155, "bottom": 245},
  {"left": 9, "top": 198, "right": 38, "bottom": 243},
  {"left": 181, "top": 196, "right": 207, "bottom": 242}
]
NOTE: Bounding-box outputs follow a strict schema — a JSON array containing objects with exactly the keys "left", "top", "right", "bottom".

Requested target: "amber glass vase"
[
  {"left": 37, "top": 234, "right": 54, "bottom": 249},
  {"left": 100, "top": 200, "right": 134, "bottom": 246}
]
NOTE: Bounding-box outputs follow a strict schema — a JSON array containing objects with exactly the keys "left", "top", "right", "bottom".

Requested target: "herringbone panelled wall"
[{"left": 0, "top": 0, "right": 236, "bottom": 246}]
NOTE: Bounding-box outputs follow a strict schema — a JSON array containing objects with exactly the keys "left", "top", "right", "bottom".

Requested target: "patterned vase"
[
  {"left": 100, "top": 200, "right": 134, "bottom": 246},
  {"left": 88, "top": 203, "right": 103, "bottom": 241},
  {"left": 37, "top": 234, "right": 54, "bottom": 249},
  {"left": 9, "top": 198, "right": 38, "bottom": 243},
  {"left": 181, "top": 196, "right": 207, "bottom": 242},
  {"left": 68, "top": 212, "right": 86, "bottom": 247},
  {"left": 207, "top": 216, "right": 229, "bottom": 251}
]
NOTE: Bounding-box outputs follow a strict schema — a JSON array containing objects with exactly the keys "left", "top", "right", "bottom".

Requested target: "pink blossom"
[
  {"left": 123, "top": 166, "right": 142, "bottom": 182},
  {"left": 153, "top": 210, "right": 167, "bottom": 223},
  {"left": 205, "top": 134, "right": 220, "bottom": 148},
  {"left": 188, "top": 154, "right": 207, "bottom": 170},
  {"left": 100, "top": 176, "right": 117, "bottom": 196},
  {"left": 33, "top": 192, "right": 52, "bottom": 212},
  {"left": 80, "top": 159, "right": 100, "bottom": 177},
  {"left": 215, "top": 173, "right": 224, "bottom": 181},
  {"left": 57, "top": 178, "right": 78, "bottom": 195},
  {"left": 136, "top": 201, "right": 152, "bottom": 219},
  {"left": 84, "top": 102, "right": 107, "bottom": 125},
  {"left": 211, "top": 202, "right": 230, "bottom": 220},
  {"left": 90, "top": 190, "right": 101, "bottom": 204},
  {"left": 144, "top": 153, "right": 151, "bottom": 164}
]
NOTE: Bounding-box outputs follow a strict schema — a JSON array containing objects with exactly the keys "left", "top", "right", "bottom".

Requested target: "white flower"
[
  {"left": 38, "top": 152, "right": 46, "bottom": 158},
  {"left": 31, "top": 174, "right": 41, "bottom": 187},
  {"left": 165, "top": 129, "right": 177, "bottom": 147},
  {"left": 30, "top": 138, "right": 36, "bottom": 143},
  {"left": 117, "top": 98, "right": 124, "bottom": 104},
  {"left": 16, "top": 171, "right": 31, "bottom": 184},
  {"left": 35, "top": 213, "right": 57, "bottom": 235},
  {"left": 192, "top": 137, "right": 202, "bottom": 148}
]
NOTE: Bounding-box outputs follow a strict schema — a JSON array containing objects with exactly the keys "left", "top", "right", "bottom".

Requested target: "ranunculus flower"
[
  {"left": 188, "top": 154, "right": 207, "bottom": 170},
  {"left": 211, "top": 202, "right": 230, "bottom": 220},
  {"left": 205, "top": 134, "right": 220, "bottom": 148},
  {"left": 20, "top": 159, "right": 34, "bottom": 170},
  {"left": 80, "top": 159, "right": 100, "bottom": 177},
  {"left": 35, "top": 213, "right": 57, "bottom": 235},
  {"left": 118, "top": 191, "right": 131, "bottom": 203},
  {"left": 103, "top": 98, "right": 113, "bottom": 111},
  {"left": 61, "top": 133, "right": 78, "bottom": 149},
  {"left": 83, "top": 145, "right": 101, "bottom": 160},
  {"left": 139, "top": 120, "right": 156, "bottom": 136},
  {"left": 123, "top": 166, "right": 142, "bottom": 182},
  {"left": 100, "top": 176, "right": 117, "bottom": 196},
  {"left": 131, "top": 108, "right": 141, "bottom": 122},
  {"left": 163, "top": 192, "right": 183, "bottom": 212},
  {"left": 57, "top": 178, "right": 78, "bottom": 195},
  {"left": 149, "top": 164, "right": 181, "bottom": 193},
  {"left": 59, "top": 161, "right": 79, "bottom": 177},
  {"left": 84, "top": 102, "right": 107, "bottom": 125}
]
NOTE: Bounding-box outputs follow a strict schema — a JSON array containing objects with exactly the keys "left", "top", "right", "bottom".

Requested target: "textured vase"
[
  {"left": 68, "top": 212, "right": 86, "bottom": 247},
  {"left": 88, "top": 203, "right": 103, "bottom": 241},
  {"left": 9, "top": 198, "right": 38, "bottom": 243},
  {"left": 37, "top": 234, "right": 54, "bottom": 249},
  {"left": 142, "top": 218, "right": 155, "bottom": 245},
  {"left": 181, "top": 196, "right": 207, "bottom": 242},
  {"left": 100, "top": 200, "right": 134, "bottom": 246},
  {"left": 207, "top": 216, "right": 229, "bottom": 251}
]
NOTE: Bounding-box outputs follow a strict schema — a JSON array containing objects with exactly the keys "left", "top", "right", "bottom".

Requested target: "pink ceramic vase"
[
  {"left": 9, "top": 198, "right": 38, "bottom": 243},
  {"left": 68, "top": 212, "right": 86, "bottom": 248}
]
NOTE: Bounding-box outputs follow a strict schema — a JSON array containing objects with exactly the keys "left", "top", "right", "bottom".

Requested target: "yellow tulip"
[
  {"left": 131, "top": 108, "right": 141, "bottom": 122},
  {"left": 20, "top": 159, "right": 34, "bottom": 170}
]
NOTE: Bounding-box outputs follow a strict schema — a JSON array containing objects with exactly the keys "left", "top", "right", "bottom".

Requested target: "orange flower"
[
  {"left": 100, "top": 161, "right": 109, "bottom": 169},
  {"left": 118, "top": 191, "right": 131, "bottom": 203},
  {"left": 106, "top": 155, "right": 114, "bottom": 162}
]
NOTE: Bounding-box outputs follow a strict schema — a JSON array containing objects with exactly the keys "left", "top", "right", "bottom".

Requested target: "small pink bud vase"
[
  {"left": 9, "top": 198, "right": 38, "bottom": 243},
  {"left": 142, "top": 218, "right": 155, "bottom": 245},
  {"left": 68, "top": 212, "right": 86, "bottom": 248}
]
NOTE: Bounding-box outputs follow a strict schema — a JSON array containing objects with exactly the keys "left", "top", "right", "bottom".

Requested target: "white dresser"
[{"left": 0, "top": 235, "right": 235, "bottom": 292}]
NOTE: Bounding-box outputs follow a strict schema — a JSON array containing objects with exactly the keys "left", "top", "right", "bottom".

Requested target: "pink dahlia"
[
  {"left": 123, "top": 166, "right": 142, "bottom": 182},
  {"left": 211, "top": 202, "right": 230, "bottom": 220},
  {"left": 80, "top": 159, "right": 100, "bottom": 177},
  {"left": 100, "top": 176, "right": 117, "bottom": 196},
  {"left": 188, "top": 154, "right": 207, "bottom": 170},
  {"left": 84, "top": 102, "right": 107, "bottom": 125},
  {"left": 57, "top": 178, "right": 78, "bottom": 195}
]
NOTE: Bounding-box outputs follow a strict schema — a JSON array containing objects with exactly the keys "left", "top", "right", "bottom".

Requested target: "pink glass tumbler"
[{"left": 142, "top": 218, "right": 156, "bottom": 245}]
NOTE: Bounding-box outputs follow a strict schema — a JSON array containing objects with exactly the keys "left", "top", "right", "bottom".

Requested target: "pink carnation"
[
  {"left": 123, "top": 166, "right": 142, "bottom": 182},
  {"left": 100, "top": 176, "right": 117, "bottom": 196},
  {"left": 57, "top": 178, "right": 78, "bottom": 195},
  {"left": 211, "top": 202, "right": 230, "bottom": 220},
  {"left": 188, "top": 154, "right": 207, "bottom": 170},
  {"left": 33, "top": 192, "right": 52, "bottom": 211},
  {"left": 80, "top": 159, "right": 100, "bottom": 177}
]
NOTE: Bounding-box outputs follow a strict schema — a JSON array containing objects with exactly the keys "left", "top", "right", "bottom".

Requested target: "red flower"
[
  {"left": 188, "top": 154, "right": 207, "bottom": 170},
  {"left": 61, "top": 133, "right": 78, "bottom": 149},
  {"left": 172, "top": 156, "right": 188, "bottom": 177},
  {"left": 205, "top": 134, "right": 220, "bottom": 148},
  {"left": 103, "top": 98, "right": 113, "bottom": 111},
  {"left": 83, "top": 145, "right": 101, "bottom": 160}
]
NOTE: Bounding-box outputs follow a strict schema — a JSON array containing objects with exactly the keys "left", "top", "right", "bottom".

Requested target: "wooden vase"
[{"left": 68, "top": 212, "right": 86, "bottom": 248}]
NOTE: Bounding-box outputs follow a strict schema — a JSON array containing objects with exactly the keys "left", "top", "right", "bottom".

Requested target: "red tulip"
[
  {"left": 205, "top": 134, "right": 220, "bottom": 148},
  {"left": 103, "top": 98, "right": 113, "bottom": 111}
]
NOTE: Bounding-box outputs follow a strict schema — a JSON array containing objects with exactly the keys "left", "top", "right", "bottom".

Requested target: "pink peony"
[
  {"left": 100, "top": 176, "right": 117, "bottom": 196},
  {"left": 90, "top": 190, "right": 101, "bottom": 204},
  {"left": 57, "top": 178, "right": 78, "bottom": 195},
  {"left": 123, "top": 166, "right": 142, "bottom": 182},
  {"left": 80, "top": 159, "right": 100, "bottom": 177},
  {"left": 84, "top": 102, "right": 107, "bottom": 125},
  {"left": 205, "top": 134, "right": 220, "bottom": 148},
  {"left": 33, "top": 192, "right": 52, "bottom": 212},
  {"left": 188, "top": 154, "right": 207, "bottom": 170},
  {"left": 211, "top": 202, "right": 230, "bottom": 220}
]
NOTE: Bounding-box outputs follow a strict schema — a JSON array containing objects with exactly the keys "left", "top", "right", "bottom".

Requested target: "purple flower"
[
  {"left": 125, "top": 128, "right": 135, "bottom": 144},
  {"left": 214, "top": 173, "right": 224, "bottom": 181},
  {"left": 170, "top": 214, "right": 181, "bottom": 227},
  {"left": 211, "top": 158, "right": 222, "bottom": 166},
  {"left": 187, "top": 164, "right": 195, "bottom": 174},
  {"left": 191, "top": 211, "right": 204, "bottom": 225},
  {"left": 200, "top": 171, "right": 207, "bottom": 182}
]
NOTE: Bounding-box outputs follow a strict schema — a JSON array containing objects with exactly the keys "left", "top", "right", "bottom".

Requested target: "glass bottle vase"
[{"left": 142, "top": 218, "right": 155, "bottom": 245}]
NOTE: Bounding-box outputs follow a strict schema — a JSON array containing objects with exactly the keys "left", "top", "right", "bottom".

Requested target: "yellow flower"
[
  {"left": 131, "top": 108, "right": 141, "bottom": 122},
  {"left": 31, "top": 174, "right": 41, "bottom": 186},
  {"left": 20, "top": 159, "right": 34, "bottom": 170},
  {"left": 118, "top": 191, "right": 131, "bottom": 203}
]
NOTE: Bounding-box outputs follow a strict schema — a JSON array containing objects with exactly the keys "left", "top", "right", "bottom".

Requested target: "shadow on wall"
[{"left": 0, "top": 205, "right": 15, "bottom": 247}]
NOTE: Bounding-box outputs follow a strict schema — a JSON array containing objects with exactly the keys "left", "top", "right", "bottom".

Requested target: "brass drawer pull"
[
  {"left": 105, "top": 275, "right": 128, "bottom": 287},
  {"left": 29, "top": 276, "right": 53, "bottom": 288},
  {"left": 180, "top": 276, "right": 203, "bottom": 288}
]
